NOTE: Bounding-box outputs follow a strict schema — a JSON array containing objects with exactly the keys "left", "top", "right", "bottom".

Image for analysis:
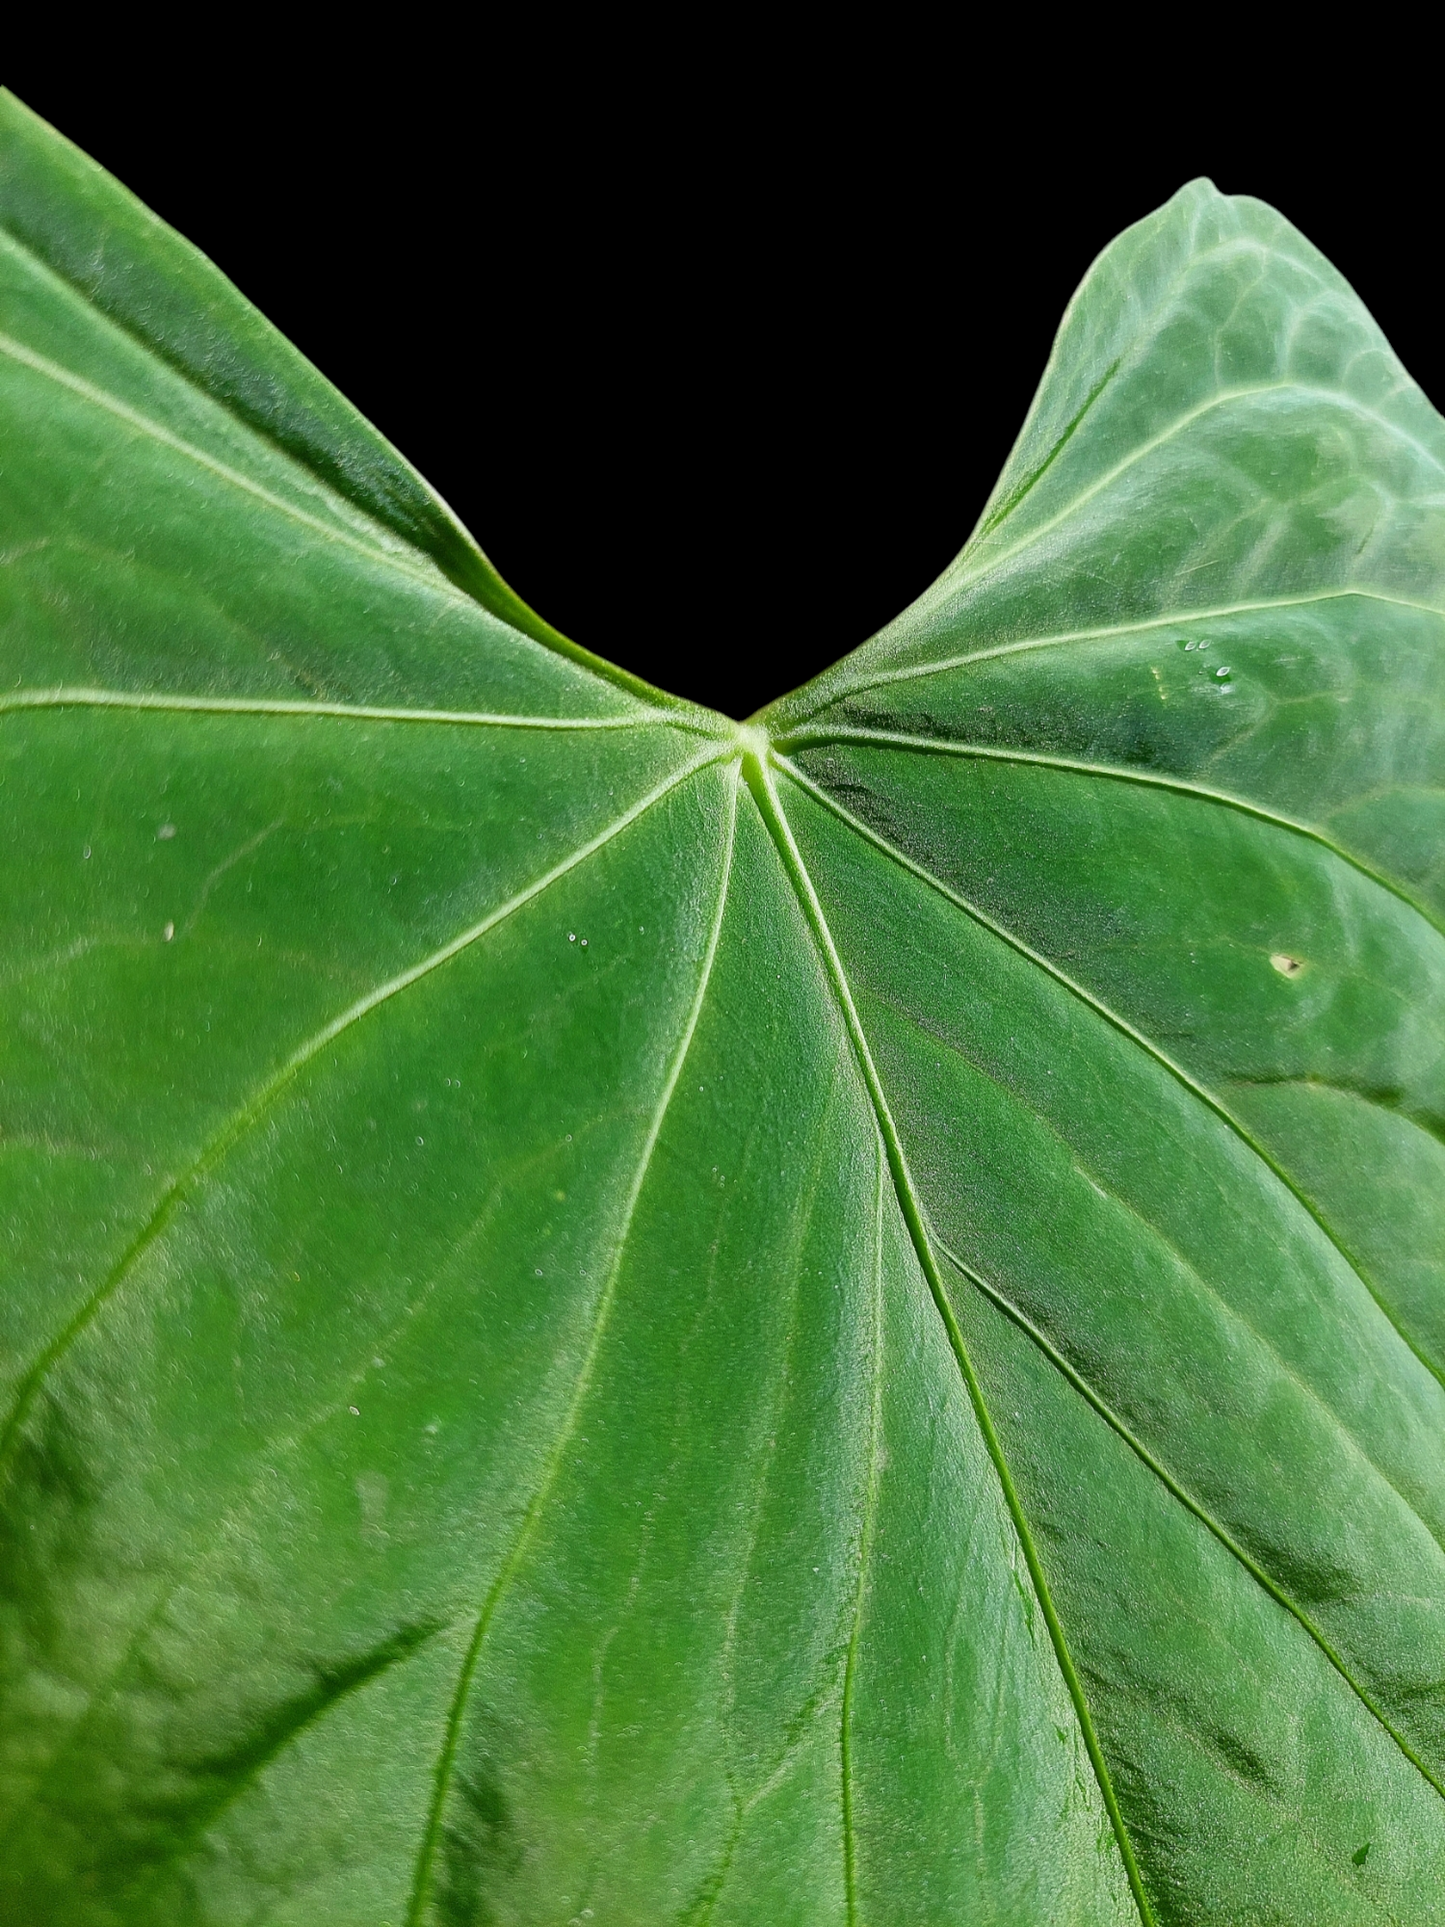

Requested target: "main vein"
[
  {"left": 0, "top": 327, "right": 467, "bottom": 602},
  {"left": 0, "top": 224, "right": 718, "bottom": 725},
  {"left": 0, "top": 686, "right": 706, "bottom": 733},
  {"left": 0, "top": 746, "right": 725, "bottom": 1486},
  {"left": 942, "top": 379, "right": 1445, "bottom": 598},
  {"left": 934, "top": 1238, "right": 1445, "bottom": 1806},
  {"left": 777, "top": 754, "right": 1445, "bottom": 1407},
  {"left": 745, "top": 751, "right": 1155, "bottom": 1927},
  {"left": 403, "top": 761, "right": 741, "bottom": 1927},
  {"left": 774, "top": 725, "right": 1445, "bottom": 943},
  {"left": 777, "top": 586, "right": 1445, "bottom": 718}
]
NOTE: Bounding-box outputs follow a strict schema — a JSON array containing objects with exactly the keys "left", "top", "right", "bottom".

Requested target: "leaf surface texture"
[{"left": 1, "top": 94, "right": 1442, "bottom": 1923}]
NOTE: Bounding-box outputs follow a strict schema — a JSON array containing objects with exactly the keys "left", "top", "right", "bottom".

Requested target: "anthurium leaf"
[{"left": 1, "top": 92, "right": 1442, "bottom": 1926}]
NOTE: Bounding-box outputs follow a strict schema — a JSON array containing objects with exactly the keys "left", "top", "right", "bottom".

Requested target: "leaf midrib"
[
  {"left": 745, "top": 750, "right": 1157, "bottom": 1927},
  {"left": 935, "top": 1237, "right": 1445, "bottom": 1806},
  {"left": 8, "top": 700, "right": 1438, "bottom": 1905},
  {"left": 777, "top": 754, "right": 1445, "bottom": 1413},
  {"left": 0, "top": 687, "right": 705, "bottom": 731}
]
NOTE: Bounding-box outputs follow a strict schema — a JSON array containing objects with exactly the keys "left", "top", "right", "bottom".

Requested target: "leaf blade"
[{"left": 2, "top": 109, "right": 1442, "bottom": 1925}]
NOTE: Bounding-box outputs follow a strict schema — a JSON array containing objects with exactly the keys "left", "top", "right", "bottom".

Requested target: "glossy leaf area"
[{"left": 2, "top": 92, "right": 1443, "bottom": 1926}]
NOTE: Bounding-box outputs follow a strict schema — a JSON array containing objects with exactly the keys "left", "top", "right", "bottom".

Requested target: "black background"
[{"left": 5, "top": 62, "right": 1437, "bottom": 719}]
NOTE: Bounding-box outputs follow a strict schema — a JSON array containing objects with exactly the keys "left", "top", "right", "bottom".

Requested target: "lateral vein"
[
  {"left": 0, "top": 686, "right": 695, "bottom": 732},
  {"left": 840, "top": 1135, "right": 886, "bottom": 1925},
  {"left": 773, "top": 726, "right": 1445, "bottom": 942},
  {"left": 948, "top": 380, "right": 1445, "bottom": 594},
  {"left": 0, "top": 226, "right": 720, "bottom": 728},
  {"left": 0, "top": 746, "right": 726, "bottom": 1487},
  {"left": 776, "top": 755, "right": 1445, "bottom": 1405},
  {"left": 938, "top": 1239, "right": 1445, "bottom": 1806},
  {"left": 778, "top": 586, "right": 1445, "bottom": 714},
  {"left": 402, "top": 759, "right": 741, "bottom": 1927},
  {"left": 745, "top": 750, "right": 1156, "bottom": 1927},
  {"left": 0, "top": 327, "right": 466, "bottom": 600}
]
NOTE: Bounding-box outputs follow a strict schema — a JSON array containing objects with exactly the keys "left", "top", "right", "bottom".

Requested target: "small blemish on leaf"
[
  {"left": 157, "top": 823, "right": 176, "bottom": 840},
  {"left": 163, "top": 921, "right": 174, "bottom": 941},
  {"left": 1352, "top": 1842, "right": 1370, "bottom": 1866},
  {"left": 1270, "top": 953, "right": 1304, "bottom": 978}
]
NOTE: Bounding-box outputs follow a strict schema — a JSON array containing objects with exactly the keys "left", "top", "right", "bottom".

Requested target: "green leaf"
[{"left": 2, "top": 90, "right": 1443, "bottom": 1924}]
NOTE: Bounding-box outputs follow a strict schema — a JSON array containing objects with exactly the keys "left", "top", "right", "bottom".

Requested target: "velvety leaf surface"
[{"left": 1, "top": 93, "right": 1441, "bottom": 1924}]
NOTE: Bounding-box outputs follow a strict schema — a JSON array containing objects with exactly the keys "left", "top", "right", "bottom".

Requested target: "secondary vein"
[
  {"left": 776, "top": 755, "right": 1445, "bottom": 1407},
  {"left": 0, "top": 226, "right": 714, "bottom": 726},
  {"left": 776, "top": 586, "right": 1445, "bottom": 716},
  {"left": 773, "top": 727, "right": 1445, "bottom": 943},
  {"left": 0, "top": 686, "right": 706, "bottom": 733},
  {"left": 745, "top": 749, "right": 1156, "bottom": 1927},
  {"left": 937, "top": 1239, "right": 1445, "bottom": 1806},
  {"left": 0, "top": 327, "right": 464, "bottom": 601},
  {"left": 945, "top": 379, "right": 1445, "bottom": 598},
  {"left": 0, "top": 745, "right": 726, "bottom": 1489},
  {"left": 402, "top": 759, "right": 741, "bottom": 1927}
]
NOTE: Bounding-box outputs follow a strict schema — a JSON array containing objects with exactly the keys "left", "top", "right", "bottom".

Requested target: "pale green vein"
[
  {"left": 775, "top": 586, "right": 1445, "bottom": 716},
  {"left": 5, "top": 1149, "right": 568, "bottom": 1840},
  {"left": 774, "top": 755, "right": 1445, "bottom": 1413},
  {"left": 936, "top": 1237, "right": 1445, "bottom": 1806},
  {"left": 841, "top": 1133, "right": 886, "bottom": 1927},
  {"left": 949, "top": 379, "right": 1445, "bottom": 593},
  {"left": 403, "top": 760, "right": 741, "bottom": 1927},
  {"left": 0, "top": 327, "right": 471, "bottom": 601},
  {"left": 0, "top": 685, "right": 714, "bottom": 734},
  {"left": 0, "top": 744, "right": 726, "bottom": 1487},
  {"left": 1224, "top": 1074, "right": 1445, "bottom": 1152},
  {"left": 959, "top": 215, "right": 1371, "bottom": 565},
  {"left": 692, "top": 1060, "right": 847, "bottom": 1927},
  {"left": 971, "top": 359, "right": 1122, "bottom": 544},
  {"left": 0, "top": 220, "right": 719, "bottom": 727},
  {"left": 772, "top": 725, "right": 1445, "bottom": 944},
  {"left": 866, "top": 961, "right": 1445, "bottom": 1576},
  {"left": 745, "top": 749, "right": 1155, "bottom": 1927},
  {"left": 0, "top": 219, "right": 444, "bottom": 563}
]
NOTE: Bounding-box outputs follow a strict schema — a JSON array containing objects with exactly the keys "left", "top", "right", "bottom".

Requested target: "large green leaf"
[{"left": 2, "top": 92, "right": 1443, "bottom": 1925}]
